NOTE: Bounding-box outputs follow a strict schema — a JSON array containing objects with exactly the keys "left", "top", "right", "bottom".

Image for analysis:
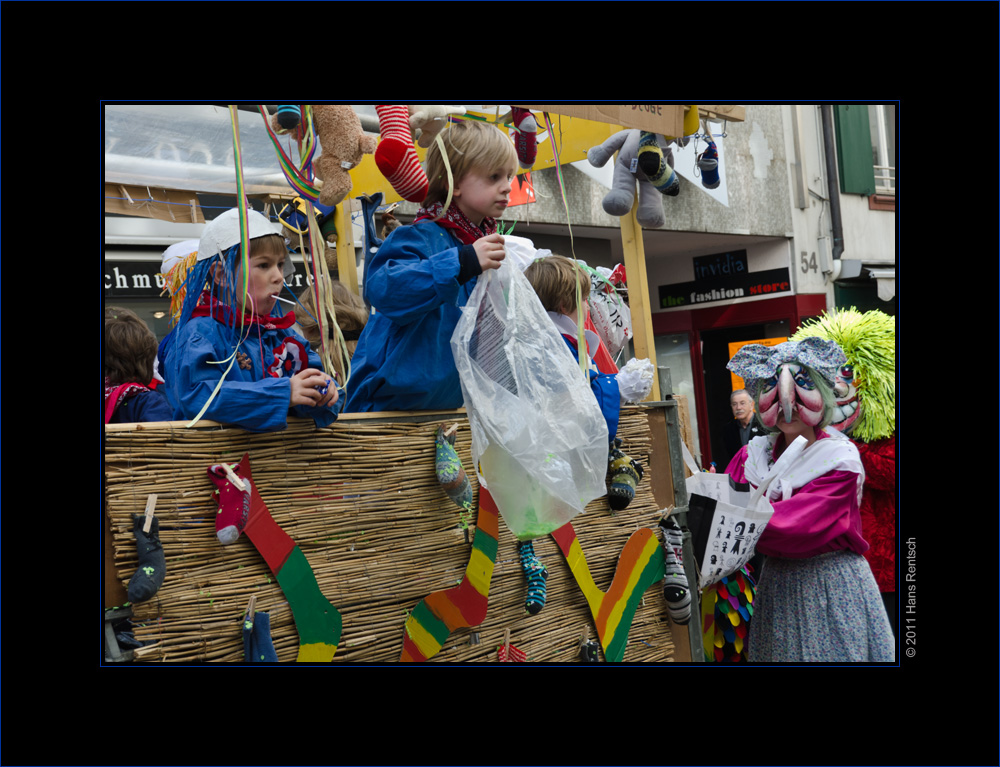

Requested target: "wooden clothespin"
[
  {"left": 223, "top": 463, "right": 246, "bottom": 491},
  {"left": 245, "top": 594, "right": 257, "bottom": 623},
  {"left": 143, "top": 494, "right": 157, "bottom": 534},
  {"left": 498, "top": 628, "right": 527, "bottom": 662}
]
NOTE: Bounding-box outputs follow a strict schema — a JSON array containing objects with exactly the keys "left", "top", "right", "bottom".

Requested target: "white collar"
[
  {"left": 548, "top": 311, "right": 600, "bottom": 358},
  {"left": 744, "top": 428, "right": 864, "bottom": 503}
]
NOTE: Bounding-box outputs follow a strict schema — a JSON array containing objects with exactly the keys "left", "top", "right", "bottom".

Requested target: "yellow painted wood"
[
  {"left": 343, "top": 112, "right": 621, "bottom": 204},
  {"left": 619, "top": 203, "right": 660, "bottom": 401},
  {"left": 333, "top": 202, "right": 358, "bottom": 294}
]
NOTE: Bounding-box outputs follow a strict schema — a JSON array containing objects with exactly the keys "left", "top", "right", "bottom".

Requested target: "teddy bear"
[
  {"left": 308, "top": 105, "right": 377, "bottom": 207},
  {"left": 587, "top": 129, "right": 680, "bottom": 229}
]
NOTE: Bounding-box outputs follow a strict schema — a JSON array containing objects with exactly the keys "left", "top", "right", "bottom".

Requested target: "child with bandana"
[
  {"left": 162, "top": 208, "right": 340, "bottom": 432},
  {"left": 345, "top": 119, "right": 516, "bottom": 412},
  {"left": 104, "top": 306, "right": 173, "bottom": 424}
]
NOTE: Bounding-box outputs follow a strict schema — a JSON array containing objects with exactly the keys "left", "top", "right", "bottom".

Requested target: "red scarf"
[
  {"left": 414, "top": 202, "right": 496, "bottom": 245},
  {"left": 190, "top": 291, "right": 295, "bottom": 330}
]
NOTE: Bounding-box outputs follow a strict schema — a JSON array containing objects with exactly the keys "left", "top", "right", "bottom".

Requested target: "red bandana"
[
  {"left": 414, "top": 202, "right": 497, "bottom": 245},
  {"left": 191, "top": 291, "right": 295, "bottom": 330},
  {"left": 104, "top": 378, "right": 150, "bottom": 423}
]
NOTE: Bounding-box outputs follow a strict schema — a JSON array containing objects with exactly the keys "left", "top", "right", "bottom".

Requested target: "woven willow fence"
[{"left": 104, "top": 406, "right": 681, "bottom": 663}]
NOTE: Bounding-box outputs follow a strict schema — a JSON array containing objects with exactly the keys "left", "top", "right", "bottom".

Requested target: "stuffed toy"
[
  {"left": 587, "top": 129, "right": 679, "bottom": 229},
  {"left": 411, "top": 105, "right": 467, "bottom": 148},
  {"left": 310, "top": 105, "right": 377, "bottom": 207}
]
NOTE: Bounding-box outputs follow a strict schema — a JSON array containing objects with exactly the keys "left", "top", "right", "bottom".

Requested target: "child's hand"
[
  {"left": 474, "top": 233, "right": 506, "bottom": 272},
  {"left": 289, "top": 368, "right": 339, "bottom": 409}
]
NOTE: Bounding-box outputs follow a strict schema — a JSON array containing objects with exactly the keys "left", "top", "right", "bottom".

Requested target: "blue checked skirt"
[{"left": 747, "top": 550, "right": 896, "bottom": 663}]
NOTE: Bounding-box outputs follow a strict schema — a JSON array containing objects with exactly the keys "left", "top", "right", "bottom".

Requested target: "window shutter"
[{"left": 833, "top": 105, "right": 876, "bottom": 196}]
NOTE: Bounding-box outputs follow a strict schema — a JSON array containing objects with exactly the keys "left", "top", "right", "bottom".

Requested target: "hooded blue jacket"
[{"left": 345, "top": 220, "right": 480, "bottom": 413}]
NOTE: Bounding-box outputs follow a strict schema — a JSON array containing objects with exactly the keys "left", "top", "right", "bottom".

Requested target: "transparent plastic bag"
[
  {"left": 451, "top": 260, "right": 609, "bottom": 540},
  {"left": 587, "top": 266, "right": 632, "bottom": 360}
]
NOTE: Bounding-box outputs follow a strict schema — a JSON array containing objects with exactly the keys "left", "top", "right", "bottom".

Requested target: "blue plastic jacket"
[
  {"left": 345, "top": 220, "right": 478, "bottom": 413},
  {"left": 163, "top": 312, "right": 340, "bottom": 432}
]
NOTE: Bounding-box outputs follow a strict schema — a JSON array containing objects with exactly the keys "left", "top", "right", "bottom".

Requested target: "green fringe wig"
[{"left": 790, "top": 308, "right": 896, "bottom": 442}]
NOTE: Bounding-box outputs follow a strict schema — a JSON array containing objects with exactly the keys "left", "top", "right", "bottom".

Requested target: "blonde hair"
[
  {"left": 297, "top": 280, "right": 369, "bottom": 382},
  {"left": 423, "top": 120, "right": 517, "bottom": 206},
  {"left": 523, "top": 255, "right": 590, "bottom": 315}
]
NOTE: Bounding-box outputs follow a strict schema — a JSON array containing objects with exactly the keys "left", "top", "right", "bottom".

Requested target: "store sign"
[
  {"left": 659, "top": 250, "right": 791, "bottom": 309},
  {"left": 104, "top": 260, "right": 313, "bottom": 299}
]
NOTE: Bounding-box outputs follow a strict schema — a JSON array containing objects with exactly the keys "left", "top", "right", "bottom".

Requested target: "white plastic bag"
[
  {"left": 587, "top": 267, "right": 632, "bottom": 360},
  {"left": 684, "top": 437, "right": 817, "bottom": 589},
  {"left": 686, "top": 472, "right": 774, "bottom": 589},
  {"left": 451, "top": 260, "right": 609, "bottom": 540}
]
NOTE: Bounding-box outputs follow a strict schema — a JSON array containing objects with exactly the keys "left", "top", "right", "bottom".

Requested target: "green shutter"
[{"left": 833, "top": 105, "right": 876, "bottom": 196}]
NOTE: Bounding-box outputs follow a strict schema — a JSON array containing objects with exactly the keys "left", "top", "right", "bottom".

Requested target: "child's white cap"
[
  {"left": 198, "top": 208, "right": 295, "bottom": 280},
  {"left": 197, "top": 208, "right": 283, "bottom": 262}
]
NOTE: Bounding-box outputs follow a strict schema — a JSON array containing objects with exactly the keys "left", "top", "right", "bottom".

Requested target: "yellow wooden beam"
[
  {"left": 619, "top": 200, "right": 660, "bottom": 401},
  {"left": 333, "top": 201, "right": 358, "bottom": 295}
]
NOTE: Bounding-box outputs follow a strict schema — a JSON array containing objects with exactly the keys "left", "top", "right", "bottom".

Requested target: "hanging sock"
[
  {"left": 275, "top": 105, "right": 301, "bottom": 131},
  {"left": 374, "top": 105, "right": 428, "bottom": 203},
  {"left": 510, "top": 107, "right": 538, "bottom": 170},
  {"left": 127, "top": 514, "right": 166, "bottom": 603},
  {"left": 435, "top": 425, "right": 473, "bottom": 512},
  {"left": 579, "top": 634, "right": 600, "bottom": 663},
  {"left": 698, "top": 138, "right": 720, "bottom": 189},
  {"left": 207, "top": 462, "right": 251, "bottom": 545},
  {"left": 243, "top": 610, "right": 279, "bottom": 662},
  {"left": 518, "top": 540, "right": 549, "bottom": 615},
  {"left": 607, "top": 438, "right": 644, "bottom": 511},
  {"left": 658, "top": 515, "right": 691, "bottom": 625},
  {"left": 636, "top": 131, "right": 680, "bottom": 196}
]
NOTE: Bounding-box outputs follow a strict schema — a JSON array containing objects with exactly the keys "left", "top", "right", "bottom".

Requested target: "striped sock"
[
  {"left": 637, "top": 131, "right": 680, "bottom": 196},
  {"left": 658, "top": 516, "right": 691, "bottom": 624},
  {"left": 375, "top": 105, "right": 428, "bottom": 203},
  {"left": 608, "top": 439, "right": 643, "bottom": 511},
  {"left": 518, "top": 540, "right": 548, "bottom": 615},
  {"left": 435, "top": 425, "right": 472, "bottom": 512}
]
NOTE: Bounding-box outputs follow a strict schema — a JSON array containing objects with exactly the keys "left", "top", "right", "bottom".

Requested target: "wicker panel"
[{"left": 104, "top": 407, "right": 677, "bottom": 663}]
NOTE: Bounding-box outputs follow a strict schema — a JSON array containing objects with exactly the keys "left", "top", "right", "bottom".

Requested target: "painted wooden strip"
[
  {"left": 237, "top": 454, "right": 342, "bottom": 662},
  {"left": 550, "top": 522, "right": 664, "bottom": 663},
  {"left": 399, "top": 485, "right": 500, "bottom": 662}
]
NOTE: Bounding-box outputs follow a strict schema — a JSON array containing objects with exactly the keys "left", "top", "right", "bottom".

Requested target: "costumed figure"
[
  {"left": 790, "top": 308, "right": 897, "bottom": 634},
  {"left": 726, "top": 337, "right": 895, "bottom": 662}
]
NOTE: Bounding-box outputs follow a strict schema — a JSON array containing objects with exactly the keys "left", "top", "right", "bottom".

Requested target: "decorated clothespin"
[
  {"left": 143, "top": 494, "right": 158, "bottom": 534},
  {"left": 222, "top": 463, "right": 246, "bottom": 491},
  {"left": 497, "top": 628, "right": 527, "bottom": 663}
]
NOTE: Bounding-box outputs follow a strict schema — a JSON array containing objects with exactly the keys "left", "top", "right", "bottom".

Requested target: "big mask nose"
[{"left": 778, "top": 366, "right": 797, "bottom": 423}]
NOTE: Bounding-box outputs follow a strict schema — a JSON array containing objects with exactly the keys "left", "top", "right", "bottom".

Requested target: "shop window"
[{"left": 655, "top": 333, "right": 701, "bottom": 464}]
